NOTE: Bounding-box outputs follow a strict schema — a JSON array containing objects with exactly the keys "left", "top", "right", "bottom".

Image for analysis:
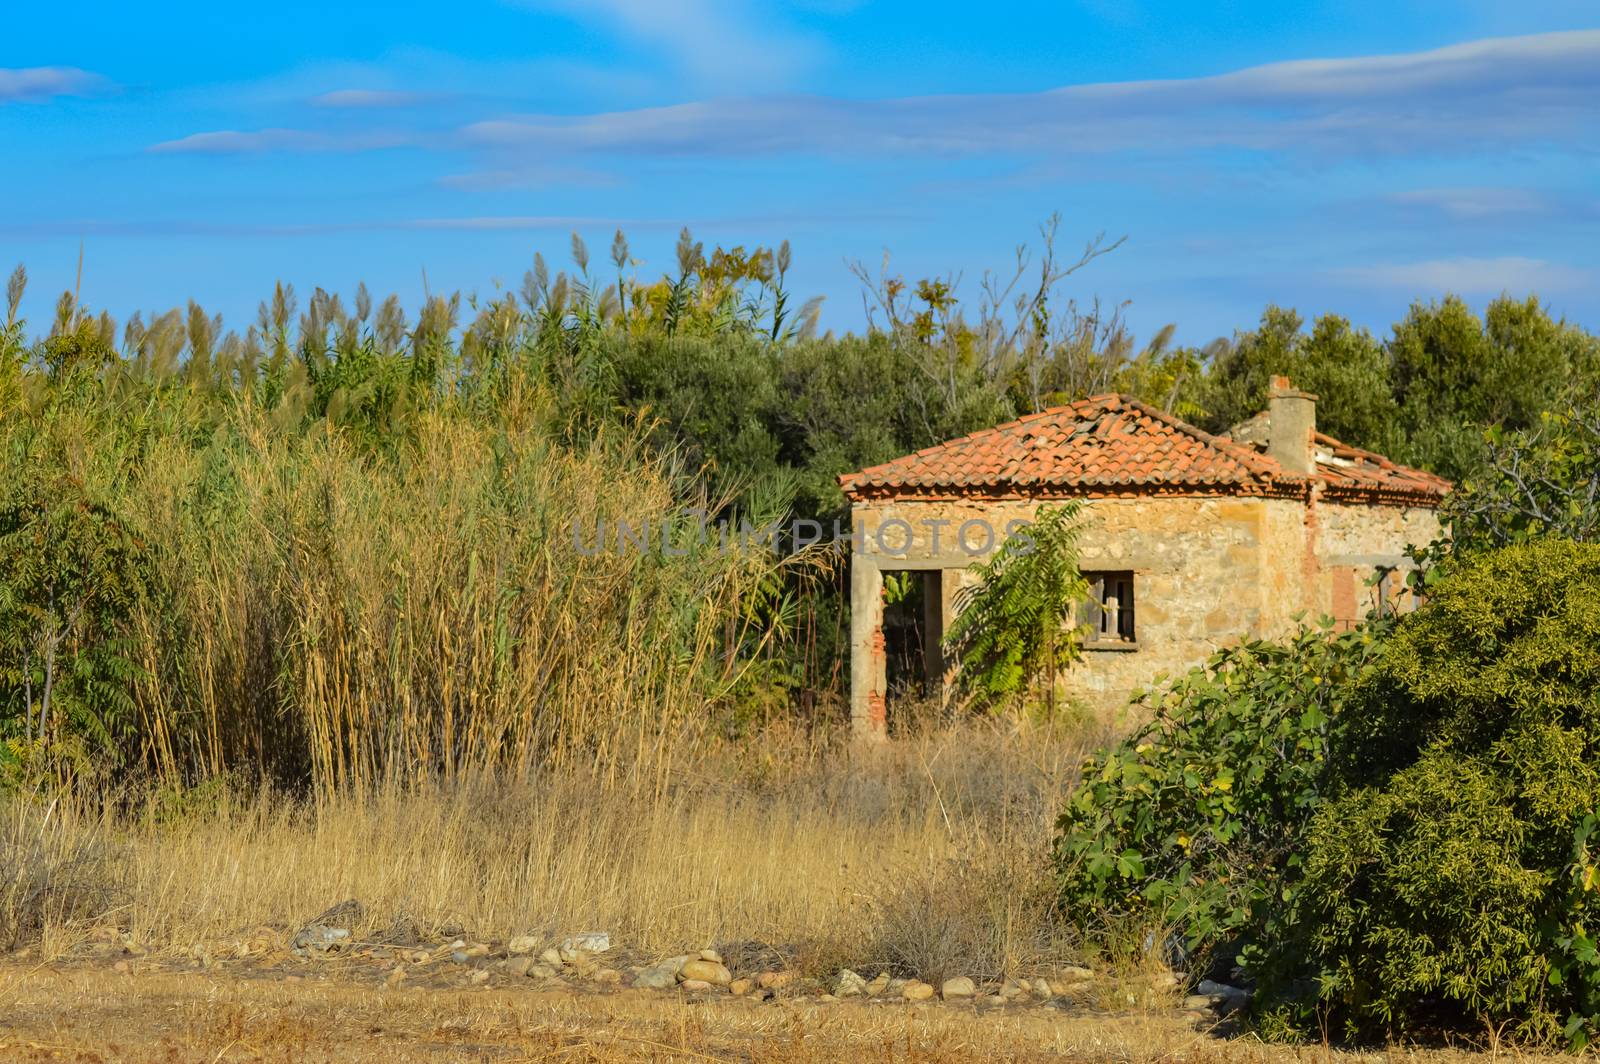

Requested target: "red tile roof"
[{"left": 838, "top": 394, "right": 1450, "bottom": 506}]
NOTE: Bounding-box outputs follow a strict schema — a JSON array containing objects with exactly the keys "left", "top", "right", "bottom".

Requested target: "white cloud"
[
  {"left": 146, "top": 29, "right": 1600, "bottom": 162},
  {"left": 1388, "top": 187, "right": 1549, "bottom": 218},
  {"left": 1335, "top": 257, "right": 1594, "bottom": 295},
  {"left": 0, "top": 66, "right": 106, "bottom": 103},
  {"left": 460, "top": 29, "right": 1600, "bottom": 157},
  {"left": 509, "top": 0, "right": 821, "bottom": 88}
]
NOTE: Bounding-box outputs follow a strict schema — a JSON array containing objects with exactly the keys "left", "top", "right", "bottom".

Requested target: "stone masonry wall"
[
  {"left": 1314, "top": 500, "right": 1443, "bottom": 625},
  {"left": 849, "top": 492, "right": 1441, "bottom": 723},
  {"left": 853, "top": 495, "right": 1294, "bottom": 719}
]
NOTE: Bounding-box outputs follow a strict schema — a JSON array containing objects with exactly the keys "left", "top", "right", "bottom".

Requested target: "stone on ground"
[
  {"left": 834, "top": 969, "right": 868, "bottom": 997},
  {"left": 678, "top": 959, "right": 732, "bottom": 986},
  {"left": 559, "top": 932, "right": 611, "bottom": 955},
  {"left": 633, "top": 955, "right": 688, "bottom": 989},
  {"left": 902, "top": 981, "right": 936, "bottom": 1002},
  {"left": 941, "top": 976, "right": 976, "bottom": 1001}
]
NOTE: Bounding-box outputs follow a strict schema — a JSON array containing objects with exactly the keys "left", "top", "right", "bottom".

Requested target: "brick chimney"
[{"left": 1267, "top": 376, "right": 1317, "bottom": 475}]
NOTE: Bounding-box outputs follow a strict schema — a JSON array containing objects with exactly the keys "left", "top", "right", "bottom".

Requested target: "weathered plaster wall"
[
  {"left": 1314, "top": 501, "right": 1443, "bottom": 624},
  {"left": 847, "top": 492, "right": 1442, "bottom": 728},
  {"left": 851, "top": 495, "right": 1298, "bottom": 720}
]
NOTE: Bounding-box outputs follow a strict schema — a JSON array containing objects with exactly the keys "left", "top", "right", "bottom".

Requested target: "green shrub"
[
  {"left": 1053, "top": 620, "right": 1388, "bottom": 959},
  {"left": 1254, "top": 539, "right": 1600, "bottom": 1047}
]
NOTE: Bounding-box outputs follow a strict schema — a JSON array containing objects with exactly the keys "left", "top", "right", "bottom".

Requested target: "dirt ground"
[{"left": 0, "top": 955, "right": 1555, "bottom": 1064}]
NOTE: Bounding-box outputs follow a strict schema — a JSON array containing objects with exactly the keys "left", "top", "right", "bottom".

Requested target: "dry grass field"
[
  {"left": 0, "top": 960, "right": 1560, "bottom": 1063},
  {"left": 0, "top": 717, "right": 1570, "bottom": 1061}
]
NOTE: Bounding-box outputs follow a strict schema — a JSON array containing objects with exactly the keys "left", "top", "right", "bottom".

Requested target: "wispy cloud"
[
  {"left": 1335, "top": 256, "right": 1594, "bottom": 295},
  {"left": 0, "top": 215, "right": 660, "bottom": 239},
  {"left": 462, "top": 30, "right": 1600, "bottom": 158},
  {"left": 310, "top": 89, "right": 439, "bottom": 109},
  {"left": 1388, "top": 187, "right": 1550, "bottom": 218},
  {"left": 437, "top": 165, "right": 624, "bottom": 191},
  {"left": 0, "top": 66, "right": 107, "bottom": 103},
  {"left": 510, "top": 0, "right": 821, "bottom": 89},
  {"left": 150, "top": 128, "right": 418, "bottom": 154},
  {"left": 146, "top": 30, "right": 1600, "bottom": 165}
]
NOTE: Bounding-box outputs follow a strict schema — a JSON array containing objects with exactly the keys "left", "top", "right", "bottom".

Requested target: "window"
[{"left": 1081, "top": 571, "right": 1136, "bottom": 647}]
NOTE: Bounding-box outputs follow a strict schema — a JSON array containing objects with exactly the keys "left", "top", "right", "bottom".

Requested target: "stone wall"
[
  {"left": 1314, "top": 500, "right": 1442, "bottom": 625},
  {"left": 847, "top": 490, "right": 1442, "bottom": 730}
]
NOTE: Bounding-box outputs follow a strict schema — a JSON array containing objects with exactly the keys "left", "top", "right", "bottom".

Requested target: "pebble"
[
  {"left": 679, "top": 959, "right": 732, "bottom": 986},
  {"left": 729, "top": 978, "right": 753, "bottom": 996},
  {"left": 698, "top": 948, "right": 722, "bottom": 963},
  {"left": 755, "top": 970, "right": 793, "bottom": 990},
  {"left": 508, "top": 935, "right": 539, "bottom": 955},
  {"left": 902, "top": 981, "right": 936, "bottom": 1002},
  {"left": 680, "top": 978, "right": 714, "bottom": 992},
  {"left": 1184, "top": 994, "right": 1215, "bottom": 1010},
  {"left": 594, "top": 968, "right": 621, "bottom": 985},
  {"left": 864, "top": 972, "right": 891, "bottom": 996},
  {"left": 1033, "top": 978, "right": 1054, "bottom": 999},
  {"left": 540, "top": 948, "right": 563, "bottom": 968},
  {"left": 469, "top": 970, "right": 490, "bottom": 985},
  {"left": 941, "top": 976, "right": 976, "bottom": 1001},
  {"left": 1057, "top": 965, "right": 1094, "bottom": 983},
  {"left": 503, "top": 956, "right": 534, "bottom": 977}
]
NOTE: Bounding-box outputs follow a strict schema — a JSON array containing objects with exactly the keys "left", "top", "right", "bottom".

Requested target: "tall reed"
[{"left": 15, "top": 378, "right": 797, "bottom": 796}]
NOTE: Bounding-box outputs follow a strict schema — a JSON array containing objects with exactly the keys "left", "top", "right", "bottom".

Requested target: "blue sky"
[{"left": 3, "top": 0, "right": 1598, "bottom": 347}]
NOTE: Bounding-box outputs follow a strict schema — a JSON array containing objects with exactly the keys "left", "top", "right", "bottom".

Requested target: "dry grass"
[
  {"left": 3, "top": 717, "right": 1110, "bottom": 984},
  {"left": 0, "top": 962, "right": 1559, "bottom": 1063}
]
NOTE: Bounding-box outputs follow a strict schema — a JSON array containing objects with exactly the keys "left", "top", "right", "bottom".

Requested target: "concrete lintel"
[
  {"left": 854, "top": 551, "right": 986, "bottom": 571},
  {"left": 1324, "top": 553, "right": 1418, "bottom": 568}
]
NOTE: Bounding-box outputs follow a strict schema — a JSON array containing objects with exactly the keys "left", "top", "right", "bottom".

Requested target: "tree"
[
  {"left": 1196, "top": 307, "right": 1399, "bottom": 454},
  {"left": 942, "top": 502, "right": 1087, "bottom": 712},
  {"left": 1388, "top": 295, "right": 1598, "bottom": 482},
  {"left": 1442, "top": 391, "right": 1600, "bottom": 552},
  {"left": 0, "top": 457, "right": 149, "bottom": 765}
]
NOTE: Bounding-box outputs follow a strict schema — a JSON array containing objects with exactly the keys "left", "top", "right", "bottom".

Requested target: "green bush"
[
  {"left": 1254, "top": 539, "right": 1600, "bottom": 1047},
  {"left": 1056, "top": 540, "right": 1600, "bottom": 1047},
  {"left": 1053, "top": 620, "right": 1389, "bottom": 956}
]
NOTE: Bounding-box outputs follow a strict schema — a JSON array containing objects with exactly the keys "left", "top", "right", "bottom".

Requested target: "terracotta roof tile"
[{"left": 838, "top": 394, "right": 1450, "bottom": 506}]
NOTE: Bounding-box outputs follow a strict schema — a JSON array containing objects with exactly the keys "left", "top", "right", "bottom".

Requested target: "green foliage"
[
  {"left": 1442, "top": 391, "right": 1600, "bottom": 552},
  {"left": 1053, "top": 621, "right": 1388, "bottom": 954},
  {"left": 1389, "top": 295, "right": 1599, "bottom": 483},
  {"left": 1254, "top": 539, "right": 1600, "bottom": 1047},
  {"left": 0, "top": 446, "right": 150, "bottom": 770},
  {"left": 1058, "top": 542, "right": 1600, "bottom": 1046},
  {"left": 943, "top": 503, "right": 1087, "bottom": 708},
  {"left": 1196, "top": 306, "right": 1401, "bottom": 455}
]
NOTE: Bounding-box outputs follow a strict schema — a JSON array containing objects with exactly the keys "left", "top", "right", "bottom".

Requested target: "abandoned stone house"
[{"left": 838, "top": 378, "right": 1451, "bottom": 739}]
